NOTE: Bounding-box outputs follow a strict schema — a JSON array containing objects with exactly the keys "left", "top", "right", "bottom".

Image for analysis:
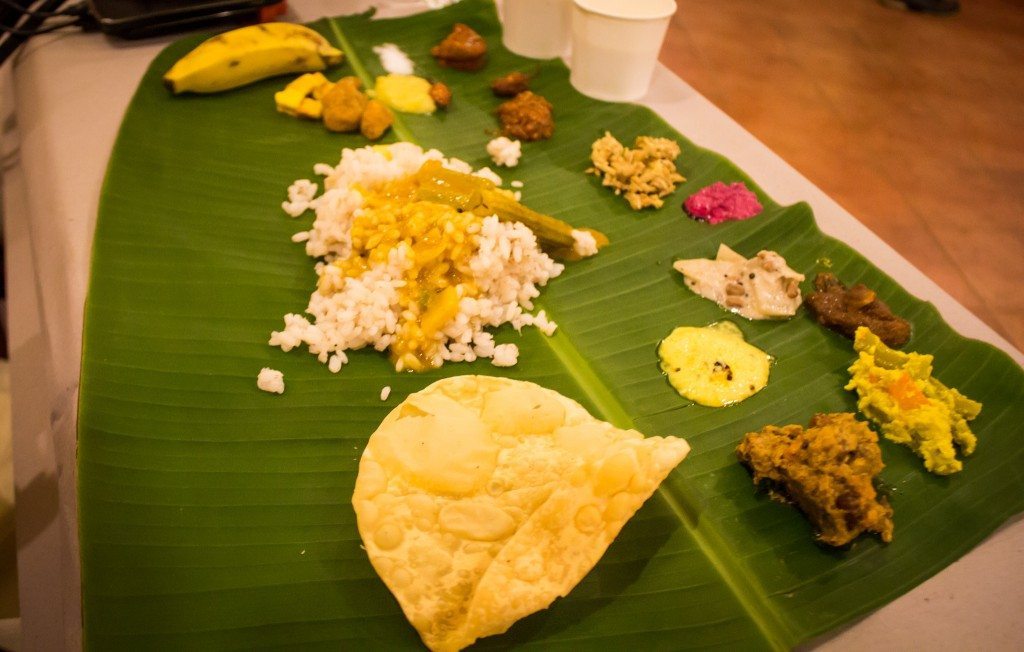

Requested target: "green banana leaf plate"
[{"left": 78, "top": 1, "right": 1024, "bottom": 649}]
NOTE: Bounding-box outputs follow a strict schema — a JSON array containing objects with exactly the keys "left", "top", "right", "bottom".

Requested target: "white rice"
[
  {"left": 486, "top": 136, "right": 522, "bottom": 168},
  {"left": 328, "top": 353, "right": 347, "bottom": 373},
  {"left": 474, "top": 166, "right": 504, "bottom": 187},
  {"left": 282, "top": 179, "right": 318, "bottom": 217},
  {"left": 257, "top": 368, "right": 285, "bottom": 394},
  {"left": 270, "top": 143, "right": 568, "bottom": 373},
  {"left": 380, "top": 386, "right": 392, "bottom": 401},
  {"left": 372, "top": 43, "right": 415, "bottom": 75},
  {"left": 491, "top": 343, "right": 519, "bottom": 367},
  {"left": 571, "top": 229, "right": 599, "bottom": 257},
  {"left": 531, "top": 309, "right": 558, "bottom": 336}
]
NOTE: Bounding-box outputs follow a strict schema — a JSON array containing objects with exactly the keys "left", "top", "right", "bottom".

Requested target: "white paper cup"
[
  {"left": 569, "top": 0, "right": 677, "bottom": 101},
  {"left": 501, "top": 0, "right": 573, "bottom": 59}
]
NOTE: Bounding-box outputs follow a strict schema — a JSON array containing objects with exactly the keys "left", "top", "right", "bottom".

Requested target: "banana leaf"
[{"left": 78, "top": 1, "right": 1024, "bottom": 649}]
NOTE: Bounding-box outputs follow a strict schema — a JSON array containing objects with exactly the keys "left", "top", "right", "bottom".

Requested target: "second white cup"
[{"left": 569, "top": 0, "right": 678, "bottom": 102}]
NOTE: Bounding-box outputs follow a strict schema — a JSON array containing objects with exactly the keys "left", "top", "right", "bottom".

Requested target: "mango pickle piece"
[
  {"left": 420, "top": 286, "right": 460, "bottom": 338},
  {"left": 412, "top": 239, "right": 447, "bottom": 264}
]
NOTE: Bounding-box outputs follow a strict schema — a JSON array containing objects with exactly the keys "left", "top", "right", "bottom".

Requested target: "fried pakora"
[
  {"left": 321, "top": 76, "right": 368, "bottom": 133},
  {"left": 360, "top": 99, "right": 394, "bottom": 140},
  {"left": 737, "top": 412, "right": 894, "bottom": 547},
  {"left": 430, "top": 23, "right": 487, "bottom": 71},
  {"left": 805, "top": 273, "right": 911, "bottom": 348},
  {"left": 496, "top": 91, "right": 553, "bottom": 141}
]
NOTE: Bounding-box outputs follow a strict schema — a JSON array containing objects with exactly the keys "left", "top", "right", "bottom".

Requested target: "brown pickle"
[
  {"left": 804, "top": 272, "right": 911, "bottom": 348},
  {"left": 431, "top": 23, "right": 487, "bottom": 71},
  {"left": 496, "top": 91, "right": 554, "bottom": 141},
  {"left": 491, "top": 71, "right": 531, "bottom": 97}
]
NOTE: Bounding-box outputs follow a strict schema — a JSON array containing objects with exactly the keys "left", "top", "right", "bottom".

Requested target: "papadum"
[{"left": 352, "top": 376, "right": 690, "bottom": 651}]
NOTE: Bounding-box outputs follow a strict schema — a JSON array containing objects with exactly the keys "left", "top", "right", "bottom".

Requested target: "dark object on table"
[
  {"left": 87, "top": 0, "right": 284, "bottom": 38},
  {"left": 0, "top": 0, "right": 89, "bottom": 67},
  {"left": 737, "top": 413, "right": 895, "bottom": 547},
  {"left": 430, "top": 22, "right": 487, "bottom": 71},
  {"left": 804, "top": 272, "right": 911, "bottom": 348},
  {"left": 878, "top": 0, "right": 959, "bottom": 15},
  {"left": 0, "top": 0, "right": 283, "bottom": 67},
  {"left": 491, "top": 71, "right": 530, "bottom": 97},
  {"left": 496, "top": 91, "right": 553, "bottom": 141}
]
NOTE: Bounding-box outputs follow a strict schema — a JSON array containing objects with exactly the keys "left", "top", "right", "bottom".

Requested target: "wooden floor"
[{"left": 660, "top": 0, "right": 1023, "bottom": 352}]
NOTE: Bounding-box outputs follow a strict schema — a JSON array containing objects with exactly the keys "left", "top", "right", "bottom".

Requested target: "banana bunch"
[{"left": 164, "top": 23, "right": 344, "bottom": 94}]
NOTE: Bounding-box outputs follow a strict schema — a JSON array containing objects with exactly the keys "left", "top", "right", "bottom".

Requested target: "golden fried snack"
[
  {"left": 737, "top": 413, "right": 894, "bottom": 546},
  {"left": 360, "top": 99, "right": 394, "bottom": 140},
  {"left": 321, "top": 76, "right": 368, "bottom": 132},
  {"left": 353, "top": 376, "right": 690, "bottom": 651}
]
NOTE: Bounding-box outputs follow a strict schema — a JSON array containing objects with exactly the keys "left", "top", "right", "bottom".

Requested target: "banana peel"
[{"left": 164, "top": 23, "right": 344, "bottom": 94}]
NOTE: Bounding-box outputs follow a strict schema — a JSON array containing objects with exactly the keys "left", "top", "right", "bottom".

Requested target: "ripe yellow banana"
[{"left": 164, "top": 23, "right": 344, "bottom": 94}]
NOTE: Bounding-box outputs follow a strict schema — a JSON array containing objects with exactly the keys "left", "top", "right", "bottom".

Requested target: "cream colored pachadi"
[
  {"left": 658, "top": 321, "right": 771, "bottom": 407},
  {"left": 352, "top": 376, "right": 690, "bottom": 652}
]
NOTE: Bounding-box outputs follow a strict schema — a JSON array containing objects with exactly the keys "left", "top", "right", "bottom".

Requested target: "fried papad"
[{"left": 353, "top": 376, "right": 690, "bottom": 651}]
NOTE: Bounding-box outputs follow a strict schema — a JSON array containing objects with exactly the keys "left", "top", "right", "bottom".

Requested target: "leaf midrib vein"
[{"left": 323, "top": 13, "right": 793, "bottom": 651}]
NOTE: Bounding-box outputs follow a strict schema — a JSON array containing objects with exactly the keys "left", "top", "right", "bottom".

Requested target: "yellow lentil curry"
[{"left": 320, "top": 172, "right": 482, "bottom": 372}]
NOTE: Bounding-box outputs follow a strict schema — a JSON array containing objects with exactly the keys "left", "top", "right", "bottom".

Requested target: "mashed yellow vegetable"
[
  {"left": 374, "top": 74, "right": 436, "bottom": 114},
  {"left": 658, "top": 321, "right": 771, "bottom": 407},
  {"left": 846, "top": 327, "right": 982, "bottom": 475}
]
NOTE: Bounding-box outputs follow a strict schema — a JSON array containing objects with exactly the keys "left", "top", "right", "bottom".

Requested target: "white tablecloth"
[{"left": 2, "top": 2, "right": 1021, "bottom": 650}]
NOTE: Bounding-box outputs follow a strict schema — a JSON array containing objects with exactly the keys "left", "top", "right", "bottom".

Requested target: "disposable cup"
[
  {"left": 501, "top": 0, "right": 573, "bottom": 59},
  {"left": 569, "top": 0, "right": 677, "bottom": 101}
]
